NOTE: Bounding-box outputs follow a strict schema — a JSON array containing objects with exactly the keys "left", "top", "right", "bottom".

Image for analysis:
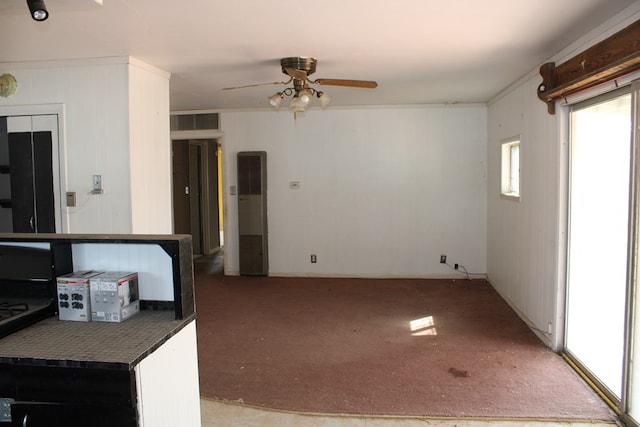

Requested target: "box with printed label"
[
  {"left": 90, "top": 272, "right": 140, "bottom": 323},
  {"left": 57, "top": 270, "right": 104, "bottom": 322}
]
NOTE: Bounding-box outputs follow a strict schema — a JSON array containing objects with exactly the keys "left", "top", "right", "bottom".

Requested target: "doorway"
[
  {"left": 565, "top": 89, "right": 632, "bottom": 404},
  {"left": 172, "top": 139, "right": 221, "bottom": 256}
]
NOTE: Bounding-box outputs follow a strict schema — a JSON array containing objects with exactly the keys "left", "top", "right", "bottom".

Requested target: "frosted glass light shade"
[
  {"left": 318, "top": 92, "right": 332, "bottom": 108},
  {"left": 268, "top": 93, "right": 283, "bottom": 108},
  {"left": 289, "top": 96, "right": 306, "bottom": 113},
  {"left": 298, "top": 89, "right": 312, "bottom": 106}
]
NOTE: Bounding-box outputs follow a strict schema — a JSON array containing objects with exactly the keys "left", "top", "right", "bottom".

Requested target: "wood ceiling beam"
[{"left": 537, "top": 19, "right": 640, "bottom": 114}]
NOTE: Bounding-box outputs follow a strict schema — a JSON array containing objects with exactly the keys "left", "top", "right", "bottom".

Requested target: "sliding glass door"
[
  {"left": 628, "top": 86, "right": 640, "bottom": 425},
  {"left": 566, "top": 89, "right": 632, "bottom": 404}
]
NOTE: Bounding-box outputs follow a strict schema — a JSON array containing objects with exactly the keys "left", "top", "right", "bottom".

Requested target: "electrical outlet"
[
  {"left": 310, "top": 254, "right": 317, "bottom": 263},
  {"left": 440, "top": 254, "right": 447, "bottom": 264},
  {"left": 454, "top": 263, "right": 459, "bottom": 270}
]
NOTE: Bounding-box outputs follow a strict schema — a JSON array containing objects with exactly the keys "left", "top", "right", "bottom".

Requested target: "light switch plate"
[
  {"left": 66, "top": 192, "right": 76, "bottom": 207},
  {"left": 93, "top": 175, "right": 102, "bottom": 191},
  {"left": 91, "top": 175, "right": 103, "bottom": 194}
]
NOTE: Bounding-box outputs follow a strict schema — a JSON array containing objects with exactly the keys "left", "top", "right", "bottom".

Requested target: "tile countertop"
[{"left": 0, "top": 311, "right": 194, "bottom": 370}]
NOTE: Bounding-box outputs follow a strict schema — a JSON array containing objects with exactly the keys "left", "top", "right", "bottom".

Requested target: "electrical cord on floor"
[
  {"left": 444, "top": 262, "right": 488, "bottom": 281},
  {"left": 444, "top": 262, "right": 550, "bottom": 338}
]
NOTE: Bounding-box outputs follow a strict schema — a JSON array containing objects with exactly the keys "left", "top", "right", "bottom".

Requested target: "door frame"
[
  {"left": 558, "top": 82, "right": 640, "bottom": 423},
  {"left": 170, "top": 129, "right": 224, "bottom": 256},
  {"left": 0, "top": 104, "right": 66, "bottom": 233},
  {"left": 564, "top": 87, "right": 634, "bottom": 405}
]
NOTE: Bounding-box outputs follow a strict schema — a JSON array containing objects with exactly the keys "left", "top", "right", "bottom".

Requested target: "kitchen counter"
[
  {"left": 0, "top": 234, "right": 200, "bottom": 426},
  {"left": 0, "top": 311, "right": 195, "bottom": 370}
]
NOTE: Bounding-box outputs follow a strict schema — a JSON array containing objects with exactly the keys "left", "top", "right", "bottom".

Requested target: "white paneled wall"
[
  {"left": 71, "top": 243, "right": 174, "bottom": 301},
  {"left": 486, "top": 3, "right": 640, "bottom": 350},
  {"left": 128, "top": 60, "right": 172, "bottom": 233},
  {"left": 487, "top": 78, "right": 560, "bottom": 348},
  {"left": 222, "top": 106, "right": 487, "bottom": 278},
  {"left": 0, "top": 57, "right": 171, "bottom": 234}
]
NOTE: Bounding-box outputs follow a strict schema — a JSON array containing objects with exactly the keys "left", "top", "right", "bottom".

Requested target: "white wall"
[
  {"left": 72, "top": 243, "right": 174, "bottom": 301},
  {"left": 486, "top": 3, "right": 640, "bottom": 350},
  {"left": 222, "top": 105, "right": 487, "bottom": 278},
  {"left": 128, "top": 60, "right": 172, "bottom": 233},
  {"left": 0, "top": 57, "right": 172, "bottom": 234},
  {"left": 487, "top": 76, "right": 560, "bottom": 348}
]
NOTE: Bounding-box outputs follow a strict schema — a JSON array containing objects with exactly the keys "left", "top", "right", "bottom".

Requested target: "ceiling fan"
[{"left": 223, "top": 57, "right": 378, "bottom": 114}]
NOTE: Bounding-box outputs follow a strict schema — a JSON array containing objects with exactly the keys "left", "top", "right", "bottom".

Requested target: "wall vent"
[{"left": 170, "top": 113, "right": 219, "bottom": 131}]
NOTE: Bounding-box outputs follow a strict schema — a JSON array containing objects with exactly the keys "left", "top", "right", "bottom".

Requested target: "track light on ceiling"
[{"left": 26, "top": 0, "right": 49, "bottom": 21}]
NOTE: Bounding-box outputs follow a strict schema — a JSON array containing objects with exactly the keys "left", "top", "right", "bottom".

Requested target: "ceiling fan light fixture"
[
  {"left": 224, "top": 57, "right": 377, "bottom": 117},
  {"left": 317, "top": 91, "right": 332, "bottom": 108},
  {"left": 268, "top": 92, "right": 284, "bottom": 108},
  {"left": 289, "top": 95, "right": 307, "bottom": 113},
  {"left": 298, "top": 89, "right": 313, "bottom": 106},
  {"left": 26, "top": 0, "right": 49, "bottom": 21}
]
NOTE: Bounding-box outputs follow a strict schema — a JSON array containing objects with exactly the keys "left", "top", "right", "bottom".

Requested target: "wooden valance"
[{"left": 537, "top": 19, "right": 640, "bottom": 114}]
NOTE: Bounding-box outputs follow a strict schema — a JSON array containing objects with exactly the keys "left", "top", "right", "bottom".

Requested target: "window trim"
[{"left": 500, "top": 136, "right": 520, "bottom": 200}]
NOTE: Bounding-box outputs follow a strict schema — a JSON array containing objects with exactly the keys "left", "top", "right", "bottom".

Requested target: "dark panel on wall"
[{"left": 237, "top": 151, "right": 268, "bottom": 276}]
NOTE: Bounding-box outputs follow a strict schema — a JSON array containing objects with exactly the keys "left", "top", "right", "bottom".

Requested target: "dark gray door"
[{"left": 4, "top": 129, "right": 54, "bottom": 233}]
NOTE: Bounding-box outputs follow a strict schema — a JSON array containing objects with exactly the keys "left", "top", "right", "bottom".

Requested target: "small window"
[{"left": 501, "top": 138, "right": 520, "bottom": 198}]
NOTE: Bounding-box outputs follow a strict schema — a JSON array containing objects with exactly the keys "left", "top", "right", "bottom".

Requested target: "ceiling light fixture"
[
  {"left": 317, "top": 91, "right": 332, "bottom": 108},
  {"left": 223, "top": 57, "right": 377, "bottom": 118},
  {"left": 26, "top": 0, "right": 49, "bottom": 21},
  {"left": 268, "top": 86, "right": 332, "bottom": 116},
  {"left": 268, "top": 92, "right": 284, "bottom": 108},
  {"left": 265, "top": 57, "right": 339, "bottom": 117}
]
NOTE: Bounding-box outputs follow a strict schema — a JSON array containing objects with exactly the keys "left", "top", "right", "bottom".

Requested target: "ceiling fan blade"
[
  {"left": 284, "top": 67, "right": 308, "bottom": 80},
  {"left": 313, "top": 79, "right": 378, "bottom": 89},
  {"left": 222, "top": 78, "right": 291, "bottom": 90}
]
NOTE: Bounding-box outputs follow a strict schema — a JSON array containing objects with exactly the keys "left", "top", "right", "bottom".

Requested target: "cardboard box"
[
  {"left": 90, "top": 272, "right": 140, "bottom": 323},
  {"left": 57, "top": 270, "right": 103, "bottom": 322}
]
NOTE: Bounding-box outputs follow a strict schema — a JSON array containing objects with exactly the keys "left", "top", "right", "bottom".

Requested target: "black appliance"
[{"left": 0, "top": 244, "right": 70, "bottom": 339}]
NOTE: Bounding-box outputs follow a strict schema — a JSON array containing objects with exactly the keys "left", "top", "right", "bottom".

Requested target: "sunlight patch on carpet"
[{"left": 410, "top": 315, "right": 438, "bottom": 336}]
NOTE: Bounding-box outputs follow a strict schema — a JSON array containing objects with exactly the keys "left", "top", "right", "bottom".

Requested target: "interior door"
[
  {"left": 3, "top": 115, "right": 57, "bottom": 233},
  {"left": 565, "top": 89, "right": 633, "bottom": 402},
  {"left": 188, "top": 144, "right": 203, "bottom": 254},
  {"left": 0, "top": 117, "right": 9, "bottom": 232},
  {"left": 172, "top": 140, "right": 190, "bottom": 235},
  {"left": 206, "top": 142, "right": 220, "bottom": 250}
]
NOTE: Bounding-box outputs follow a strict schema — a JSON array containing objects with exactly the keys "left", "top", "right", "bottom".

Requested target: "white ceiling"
[{"left": 0, "top": 0, "right": 636, "bottom": 111}]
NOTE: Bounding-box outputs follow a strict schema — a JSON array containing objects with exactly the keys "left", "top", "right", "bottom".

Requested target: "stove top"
[
  {"left": 0, "top": 297, "right": 53, "bottom": 339},
  {"left": 0, "top": 245, "right": 61, "bottom": 339},
  {"left": 0, "top": 302, "right": 29, "bottom": 321}
]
